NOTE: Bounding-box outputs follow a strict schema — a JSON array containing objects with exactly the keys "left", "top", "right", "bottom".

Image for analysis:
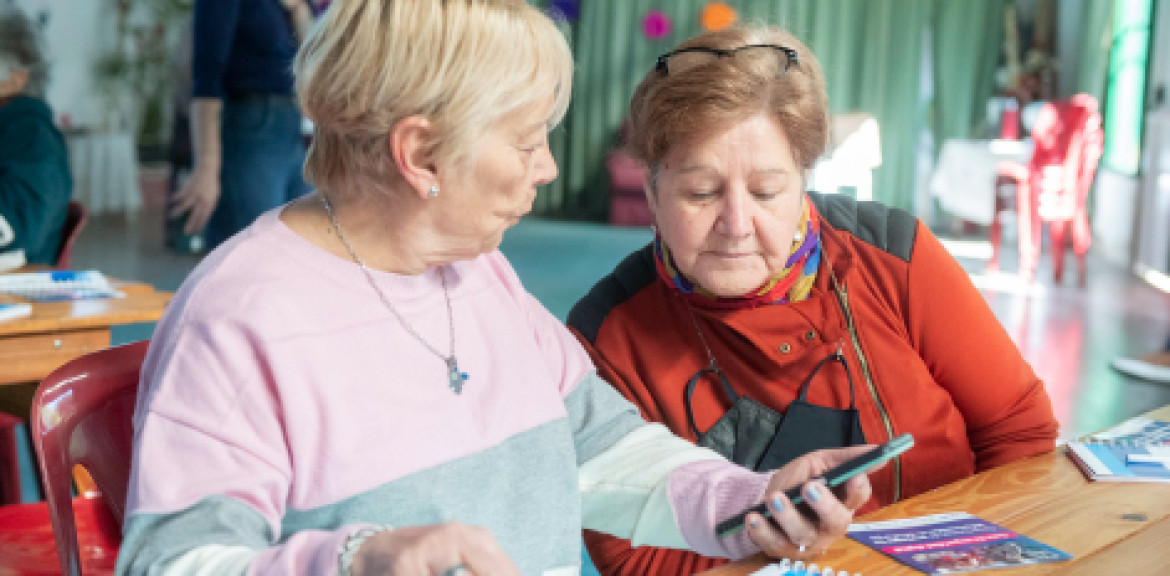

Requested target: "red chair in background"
[
  {"left": 0, "top": 412, "right": 22, "bottom": 505},
  {"left": 0, "top": 199, "right": 90, "bottom": 505},
  {"left": 990, "top": 94, "right": 1103, "bottom": 285},
  {"left": 0, "top": 340, "right": 147, "bottom": 575},
  {"left": 54, "top": 200, "right": 88, "bottom": 270},
  {"left": 607, "top": 121, "right": 653, "bottom": 227}
]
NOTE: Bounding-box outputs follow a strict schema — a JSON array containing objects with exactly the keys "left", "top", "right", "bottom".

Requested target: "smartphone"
[{"left": 715, "top": 433, "right": 915, "bottom": 539}]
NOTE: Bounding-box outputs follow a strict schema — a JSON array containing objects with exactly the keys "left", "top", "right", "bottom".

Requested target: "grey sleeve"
[
  {"left": 116, "top": 496, "right": 269, "bottom": 575},
  {"left": 564, "top": 371, "right": 648, "bottom": 465}
]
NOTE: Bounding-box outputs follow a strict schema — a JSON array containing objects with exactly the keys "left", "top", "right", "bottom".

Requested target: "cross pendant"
[{"left": 446, "top": 357, "right": 469, "bottom": 394}]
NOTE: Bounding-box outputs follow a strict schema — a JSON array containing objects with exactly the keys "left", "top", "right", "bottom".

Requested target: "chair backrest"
[
  {"left": 1028, "top": 96, "right": 1102, "bottom": 175},
  {"left": 0, "top": 412, "right": 23, "bottom": 505},
  {"left": 54, "top": 200, "right": 88, "bottom": 270},
  {"left": 32, "top": 340, "right": 148, "bottom": 576},
  {"left": 1026, "top": 94, "right": 1104, "bottom": 210},
  {"left": 1067, "top": 94, "right": 1104, "bottom": 199}
]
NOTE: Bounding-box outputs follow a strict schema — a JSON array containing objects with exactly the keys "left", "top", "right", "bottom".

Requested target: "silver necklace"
[{"left": 321, "top": 194, "right": 469, "bottom": 394}]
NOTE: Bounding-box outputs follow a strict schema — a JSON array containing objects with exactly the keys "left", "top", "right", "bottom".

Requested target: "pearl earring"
[
  {"left": 794, "top": 230, "right": 804, "bottom": 242},
  {"left": 428, "top": 185, "right": 440, "bottom": 198}
]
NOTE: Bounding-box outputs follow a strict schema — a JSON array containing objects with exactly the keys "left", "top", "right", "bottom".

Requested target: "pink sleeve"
[{"left": 667, "top": 459, "right": 771, "bottom": 559}]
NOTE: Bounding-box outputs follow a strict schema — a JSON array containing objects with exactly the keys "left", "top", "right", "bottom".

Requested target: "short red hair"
[{"left": 627, "top": 25, "right": 829, "bottom": 173}]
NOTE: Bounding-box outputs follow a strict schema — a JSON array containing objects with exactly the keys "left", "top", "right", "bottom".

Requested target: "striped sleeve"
[{"left": 568, "top": 373, "right": 771, "bottom": 559}]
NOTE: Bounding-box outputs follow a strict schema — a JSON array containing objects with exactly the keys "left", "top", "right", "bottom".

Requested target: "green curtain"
[
  {"left": 539, "top": 0, "right": 934, "bottom": 219},
  {"left": 1102, "top": 0, "right": 1148, "bottom": 175},
  {"left": 931, "top": 0, "right": 1008, "bottom": 144},
  {"left": 1074, "top": 0, "right": 1116, "bottom": 103}
]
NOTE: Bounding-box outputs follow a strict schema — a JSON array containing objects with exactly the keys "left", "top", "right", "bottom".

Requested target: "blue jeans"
[{"left": 205, "top": 96, "right": 311, "bottom": 249}]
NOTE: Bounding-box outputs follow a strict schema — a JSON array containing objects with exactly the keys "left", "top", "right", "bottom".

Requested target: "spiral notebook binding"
[
  {"left": 1080, "top": 437, "right": 1170, "bottom": 447},
  {"left": 1077, "top": 417, "right": 1170, "bottom": 447},
  {"left": 749, "top": 558, "right": 861, "bottom": 576},
  {"left": 1076, "top": 421, "right": 1170, "bottom": 447}
]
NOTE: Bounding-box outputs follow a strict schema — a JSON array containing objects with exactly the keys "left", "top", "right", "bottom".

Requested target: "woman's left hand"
[{"left": 744, "top": 445, "right": 879, "bottom": 558}]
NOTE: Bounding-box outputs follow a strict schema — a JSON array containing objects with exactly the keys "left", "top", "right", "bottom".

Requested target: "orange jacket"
[{"left": 567, "top": 193, "right": 1058, "bottom": 576}]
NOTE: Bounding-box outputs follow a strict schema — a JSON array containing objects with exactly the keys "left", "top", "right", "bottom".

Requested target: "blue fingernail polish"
[
  {"left": 806, "top": 484, "right": 821, "bottom": 503},
  {"left": 771, "top": 496, "right": 784, "bottom": 511}
]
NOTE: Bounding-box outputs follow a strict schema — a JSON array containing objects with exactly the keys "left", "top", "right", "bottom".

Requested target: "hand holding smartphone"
[{"left": 715, "top": 433, "right": 915, "bottom": 539}]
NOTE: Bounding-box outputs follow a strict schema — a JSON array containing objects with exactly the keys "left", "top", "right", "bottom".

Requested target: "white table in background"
[
  {"left": 65, "top": 130, "right": 142, "bottom": 214},
  {"left": 931, "top": 138, "right": 1032, "bottom": 225}
]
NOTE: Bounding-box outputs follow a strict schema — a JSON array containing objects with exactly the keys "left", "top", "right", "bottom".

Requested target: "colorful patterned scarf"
[{"left": 654, "top": 195, "right": 821, "bottom": 309}]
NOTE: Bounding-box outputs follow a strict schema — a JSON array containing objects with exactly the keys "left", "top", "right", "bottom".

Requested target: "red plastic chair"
[
  {"left": 0, "top": 200, "right": 91, "bottom": 505},
  {"left": 607, "top": 121, "right": 653, "bottom": 227},
  {"left": 0, "top": 411, "right": 22, "bottom": 505},
  {"left": 607, "top": 150, "right": 652, "bottom": 226},
  {"left": 54, "top": 200, "right": 88, "bottom": 270},
  {"left": 0, "top": 497, "right": 120, "bottom": 575},
  {"left": 990, "top": 94, "right": 1103, "bottom": 284},
  {"left": 0, "top": 340, "right": 148, "bottom": 575}
]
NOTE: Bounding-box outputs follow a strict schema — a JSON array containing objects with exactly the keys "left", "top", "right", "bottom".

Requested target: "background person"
[
  {"left": 0, "top": 6, "right": 71, "bottom": 266},
  {"left": 568, "top": 25, "right": 1060, "bottom": 575},
  {"left": 171, "top": 0, "right": 315, "bottom": 251},
  {"left": 116, "top": 3, "right": 876, "bottom": 575}
]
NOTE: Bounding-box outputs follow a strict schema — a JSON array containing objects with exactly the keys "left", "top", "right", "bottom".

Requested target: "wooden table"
[
  {"left": 0, "top": 272, "right": 169, "bottom": 502},
  {"left": 701, "top": 405, "right": 1170, "bottom": 575},
  {"left": 0, "top": 275, "right": 170, "bottom": 403}
]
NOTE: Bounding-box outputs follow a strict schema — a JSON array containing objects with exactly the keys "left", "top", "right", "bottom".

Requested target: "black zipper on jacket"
[{"left": 829, "top": 272, "right": 902, "bottom": 503}]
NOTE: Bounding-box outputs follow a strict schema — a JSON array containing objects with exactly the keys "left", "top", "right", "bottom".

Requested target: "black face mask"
[{"left": 683, "top": 349, "right": 866, "bottom": 472}]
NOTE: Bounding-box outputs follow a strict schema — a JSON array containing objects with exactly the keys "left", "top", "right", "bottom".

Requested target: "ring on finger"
[{"left": 441, "top": 564, "right": 470, "bottom": 576}]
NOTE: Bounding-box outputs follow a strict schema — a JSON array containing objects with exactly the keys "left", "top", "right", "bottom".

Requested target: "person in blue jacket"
[
  {"left": 0, "top": 7, "right": 71, "bottom": 267},
  {"left": 171, "top": 0, "right": 316, "bottom": 251}
]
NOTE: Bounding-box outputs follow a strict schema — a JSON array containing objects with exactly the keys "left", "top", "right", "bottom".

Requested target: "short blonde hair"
[
  {"left": 628, "top": 25, "right": 828, "bottom": 175},
  {"left": 295, "top": 0, "right": 573, "bottom": 197}
]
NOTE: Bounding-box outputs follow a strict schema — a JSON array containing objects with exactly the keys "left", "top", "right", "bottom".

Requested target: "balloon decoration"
[
  {"left": 642, "top": 10, "right": 672, "bottom": 40},
  {"left": 549, "top": 0, "right": 581, "bottom": 23},
  {"left": 700, "top": 2, "right": 737, "bottom": 32}
]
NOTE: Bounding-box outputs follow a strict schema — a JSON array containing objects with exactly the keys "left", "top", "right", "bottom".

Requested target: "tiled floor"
[{"left": 940, "top": 236, "right": 1170, "bottom": 438}]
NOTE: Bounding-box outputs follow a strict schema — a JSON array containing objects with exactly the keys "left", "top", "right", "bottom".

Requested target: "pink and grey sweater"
[{"left": 116, "top": 209, "right": 774, "bottom": 576}]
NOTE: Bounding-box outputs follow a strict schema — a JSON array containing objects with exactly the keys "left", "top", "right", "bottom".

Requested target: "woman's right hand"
[
  {"left": 745, "top": 446, "right": 879, "bottom": 558},
  {"left": 351, "top": 522, "right": 521, "bottom": 576},
  {"left": 169, "top": 165, "right": 220, "bottom": 235}
]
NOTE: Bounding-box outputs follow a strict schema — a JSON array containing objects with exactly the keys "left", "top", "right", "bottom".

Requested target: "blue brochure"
[{"left": 848, "top": 512, "right": 1071, "bottom": 574}]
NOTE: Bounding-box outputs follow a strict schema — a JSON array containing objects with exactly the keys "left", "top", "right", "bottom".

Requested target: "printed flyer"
[{"left": 847, "top": 512, "right": 1071, "bottom": 574}]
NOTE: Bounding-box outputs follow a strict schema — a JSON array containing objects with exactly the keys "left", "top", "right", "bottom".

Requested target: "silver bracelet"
[{"left": 338, "top": 525, "right": 392, "bottom": 576}]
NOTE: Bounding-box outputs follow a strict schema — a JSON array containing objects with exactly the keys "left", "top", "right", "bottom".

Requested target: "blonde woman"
[{"left": 117, "top": 2, "right": 877, "bottom": 575}]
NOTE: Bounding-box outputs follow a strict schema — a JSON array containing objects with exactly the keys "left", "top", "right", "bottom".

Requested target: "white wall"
[
  {"left": 1094, "top": 168, "right": 1139, "bottom": 267},
  {"left": 1133, "top": 0, "right": 1170, "bottom": 274},
  {"left": 1149, "top": 0, "right": 1170, "bottom": 111},
  {"left": 13, "top": 0, "right": 111, "bottom": 128}
]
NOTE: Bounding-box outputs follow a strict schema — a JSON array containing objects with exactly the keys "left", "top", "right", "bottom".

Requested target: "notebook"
[
  {"left": 749, "top": 558, "right": 859, "bottom": 576},
  {"left": 1065, "top": 416, "right": 1170, "bottom": 483},
  {"left": 0, "top": 270, "right": 123, "bottom": 302},
  {"left": 0, "top": 302, "right": 32, "bottom": 322},
  {"left": 1080, "top": 416, "right": 1170, "bottom": 445},
  {"left": 847, "top": 512, "right": 1071, "bottom": 574}
]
